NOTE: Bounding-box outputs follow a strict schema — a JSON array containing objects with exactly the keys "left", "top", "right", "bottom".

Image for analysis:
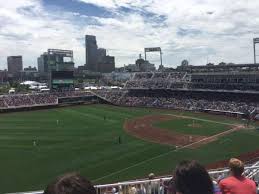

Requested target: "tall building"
[
  {"left": 97, "top": 56, "right": 115, "bottom": 73},
  {"left": 0, "top": 70, "right": 8, "bottom": 83},
  {"left": 47, "top": 49, "right": 74, "bottom": 71},
  {"left": 85, "top": 35, "right": 98, "bottom": 72},
  {"left": 85, "top": 35, "right": 115, "bottom": 73},
  {"left": 97, "top": 48, "right": 107, "bottom": 62},
  {"left": 38, "top": 49, "right": 75, "bottom": 90},
  {"left": 7, "top": 56, "right": 23, "bottom": 74},
  {"left": 37, "top": 52, "right": 48, "bottom": 73}
]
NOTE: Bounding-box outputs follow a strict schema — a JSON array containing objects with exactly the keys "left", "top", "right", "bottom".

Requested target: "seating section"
[
  {"left": 0, "top": 98, "right": 7, "bottom": 108},
  {"left": 94, "top": 90, "right": 259, "bottom": 114},
  {"left": 30, "top": 94, "right": 57, "bottom": 105},
  {"left": 2, "top": 95, "right": 34, "bottom": 107},
  {"left": 125, "top": 72, "right": 187, "bottom": 89},
  {"left": 53, "top": 91, "right": 93, "bottom": 98},
  {"left": 0, "top": 91, "right": 93, "bottom": 109}
]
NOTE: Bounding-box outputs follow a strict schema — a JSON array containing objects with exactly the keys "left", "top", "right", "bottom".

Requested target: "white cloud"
[
  {"left": 0, "top": 0, "right": 85, "bottom": 68},
  {"left": 0, "top": 0, "right": 259, "bottom": 69},
  {"left": 77, "top": 0, "right": 153, "bottom": 9}
]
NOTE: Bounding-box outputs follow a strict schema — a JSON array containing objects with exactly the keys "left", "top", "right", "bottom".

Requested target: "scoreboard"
[
  {"left": 51, "top": 71, "right": 74, "bottom": 90},
  {"left": 144, "top": 47, "right": 161, "bottom": 52}
]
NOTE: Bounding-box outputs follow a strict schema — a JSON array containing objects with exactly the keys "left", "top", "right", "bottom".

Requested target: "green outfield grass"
[
  {"left": 154, "top": 117, "right": 230, "bottom": 136},
  {"left": 0, "top": 104, "right": 259, "bottom": 193}
]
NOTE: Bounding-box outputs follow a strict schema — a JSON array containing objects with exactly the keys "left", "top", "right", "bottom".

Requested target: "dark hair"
[
  {"left": 174, "top": 160, "right": 213, "bottom": 194},
  {"left": 44, "top": 172, "right": 96, "bottom": 194}
]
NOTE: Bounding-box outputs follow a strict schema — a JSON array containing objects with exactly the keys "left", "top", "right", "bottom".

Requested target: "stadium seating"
[
  {"left": 93, "top": 90, "right": 259, "bottom": 115},
  {"left": 125, "top": 72, "right": 188, "bottom": 89},
  {"left": 0, "top": 91, "right": 94, "bottom": 109}
]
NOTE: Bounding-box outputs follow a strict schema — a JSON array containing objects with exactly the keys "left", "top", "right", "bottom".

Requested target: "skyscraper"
[
  {"left": 37, "top": 52, "right": 48, "bottom": 73},
  {"left": 85, "top": 35, "right": 98, "bottom": 71},
  {"left": 7, "top": 56, "right": 23, "bottom": 74},
  {"left": 97, "top": 56, "right": 115, "bottom": 73},
  {"left": 85, "top": 35, "right": 116, "bottom": 73}
]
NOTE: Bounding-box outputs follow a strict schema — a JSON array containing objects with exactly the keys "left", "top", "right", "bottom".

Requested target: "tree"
[
  {"left": 218, "top": 62, "right": 226, "bottom": 66},
  {"left": 181, "top": 60, "right": 189, "bottom": 66}
]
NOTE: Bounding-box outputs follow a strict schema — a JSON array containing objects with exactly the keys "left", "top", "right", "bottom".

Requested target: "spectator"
[
  {"left": 144, "top": 173, "right": 159, "bottom": 194},
  {"left": 43, "top": 172, "right": 96, "bottom": 194},
  {"left": 212, "top": 180, "right": 222, "bottom": 194},
  {"left": 148, "top": 173, "right": 155, "bottom": 180},
  {"left": 174, "top": 160, "right": 214, "bottom": 194},
  {"left": 219, "top": 158, "right": 256, "bottom": 194},
  {"left": 163, "top": 178, "right": 176, "bottom": 194}
]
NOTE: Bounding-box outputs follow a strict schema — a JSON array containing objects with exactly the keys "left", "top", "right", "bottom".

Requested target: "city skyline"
[{"left": 0, "top": 0, "right": 259, "bottom": 69}]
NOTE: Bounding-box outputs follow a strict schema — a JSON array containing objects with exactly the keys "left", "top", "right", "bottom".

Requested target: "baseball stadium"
[{"left": 2, "top": 68, "right": 259, "bottom": 193}]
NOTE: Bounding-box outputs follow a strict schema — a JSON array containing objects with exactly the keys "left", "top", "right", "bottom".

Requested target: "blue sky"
[{"left": 0, "top": 0, "right": 259, "bottom": 69}]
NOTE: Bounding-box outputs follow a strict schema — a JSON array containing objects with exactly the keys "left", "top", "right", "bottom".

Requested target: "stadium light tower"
[
  {"left": 144, "top": 47, "right": 163, "bottom": 66},
  {"left": 253, "top": 38, "right": 259, "bottom": 64}
]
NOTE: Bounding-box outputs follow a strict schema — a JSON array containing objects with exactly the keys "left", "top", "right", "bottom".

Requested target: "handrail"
[{"left": 9, "top": 165, "right": 259, "bottom": 194}]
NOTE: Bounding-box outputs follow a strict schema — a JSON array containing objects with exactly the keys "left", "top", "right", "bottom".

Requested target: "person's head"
[
  {"left": 228, "top": 158, "right": 244, "bottom": 177},
  {"left": 148, "top": 173, "right": 155, "bottom": 180},
  {"left": 44, "top": 172, "right": 96, "bottom": 194},
  {"left": 174, "top": 160, "right": 213, "bottom": 194}
]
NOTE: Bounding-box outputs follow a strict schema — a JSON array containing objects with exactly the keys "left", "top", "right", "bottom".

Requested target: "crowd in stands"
[
  {"left": 0, "top": 98, "right": 7, "bottom": 108},
  {"left": 3, "top": 94, "right": 35, "bottom": 107},
  {"left": 30, "top": 94, "right": 58, "bottom": 105},
  {"left": 125, "top": 72, "right": 187, "bottom": 89},
  {"left": 94, "top": 90, "right": 259, "bottom": 114},
  {"left": 125, "top": 72, "right": 259, "bottom": 92},
  {"left": 53, "top": 91, "right": 93, "bottom": 98},
  {"left": 41, "top": 158, "right": 258, "bottom": 194},
  {"left": 1, "top": 87, "right": 259, "bottom": 114},
  {"left": 190, "top": 83, "right": 259, "bottom": 91},
  {"left": 94, "top": 90, "right": 127, "bottom": 103},
  {"left": 120, "top": 97, "right": 256, "bottom": 113},
  {"left": 0, "top": 91, "right": 93, "bottom": 109},
  {"left": 0, "top": 93, "right": 57, "bottom": 108}
]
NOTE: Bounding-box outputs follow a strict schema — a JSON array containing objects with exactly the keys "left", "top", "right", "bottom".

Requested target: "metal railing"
[{"left": 8, "top": 165, "right": 259, "bottom": 194}]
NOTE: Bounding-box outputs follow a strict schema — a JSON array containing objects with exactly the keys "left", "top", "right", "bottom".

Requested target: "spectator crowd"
[
  {"left": 125, "top": 72, "right": 187, "bottom": 89},
  {"left": 125, "top": 72, "right": 259, "bottom": 92},
  {"left": 94, "top": 90, "right": 259, "bottom": 114},
  {"left": 0, "top": 91, "right": 93, "bottom": 109}
]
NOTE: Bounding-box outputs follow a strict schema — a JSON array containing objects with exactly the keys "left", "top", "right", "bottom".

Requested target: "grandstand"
[
  {"left": 93, "top": 89, "right": 259, "bottom": 118},
  {"left": 0, "top": 91, "right": 96, "bottom": 111},
  {"left": 125, "top": 70, "right": 259, "bottom": 91},
  {"left": 125, "top": 72, "right": 188, "bottom": 89}
]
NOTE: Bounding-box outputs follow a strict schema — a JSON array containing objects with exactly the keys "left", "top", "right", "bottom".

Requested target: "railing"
[{"left": 8, "top": 165, "right": 259, "bottom": 194}]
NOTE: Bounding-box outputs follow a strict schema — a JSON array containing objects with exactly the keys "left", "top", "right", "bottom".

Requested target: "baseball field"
[{"left": 1, "top": 104, "right": 259, "bottom": 193}]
